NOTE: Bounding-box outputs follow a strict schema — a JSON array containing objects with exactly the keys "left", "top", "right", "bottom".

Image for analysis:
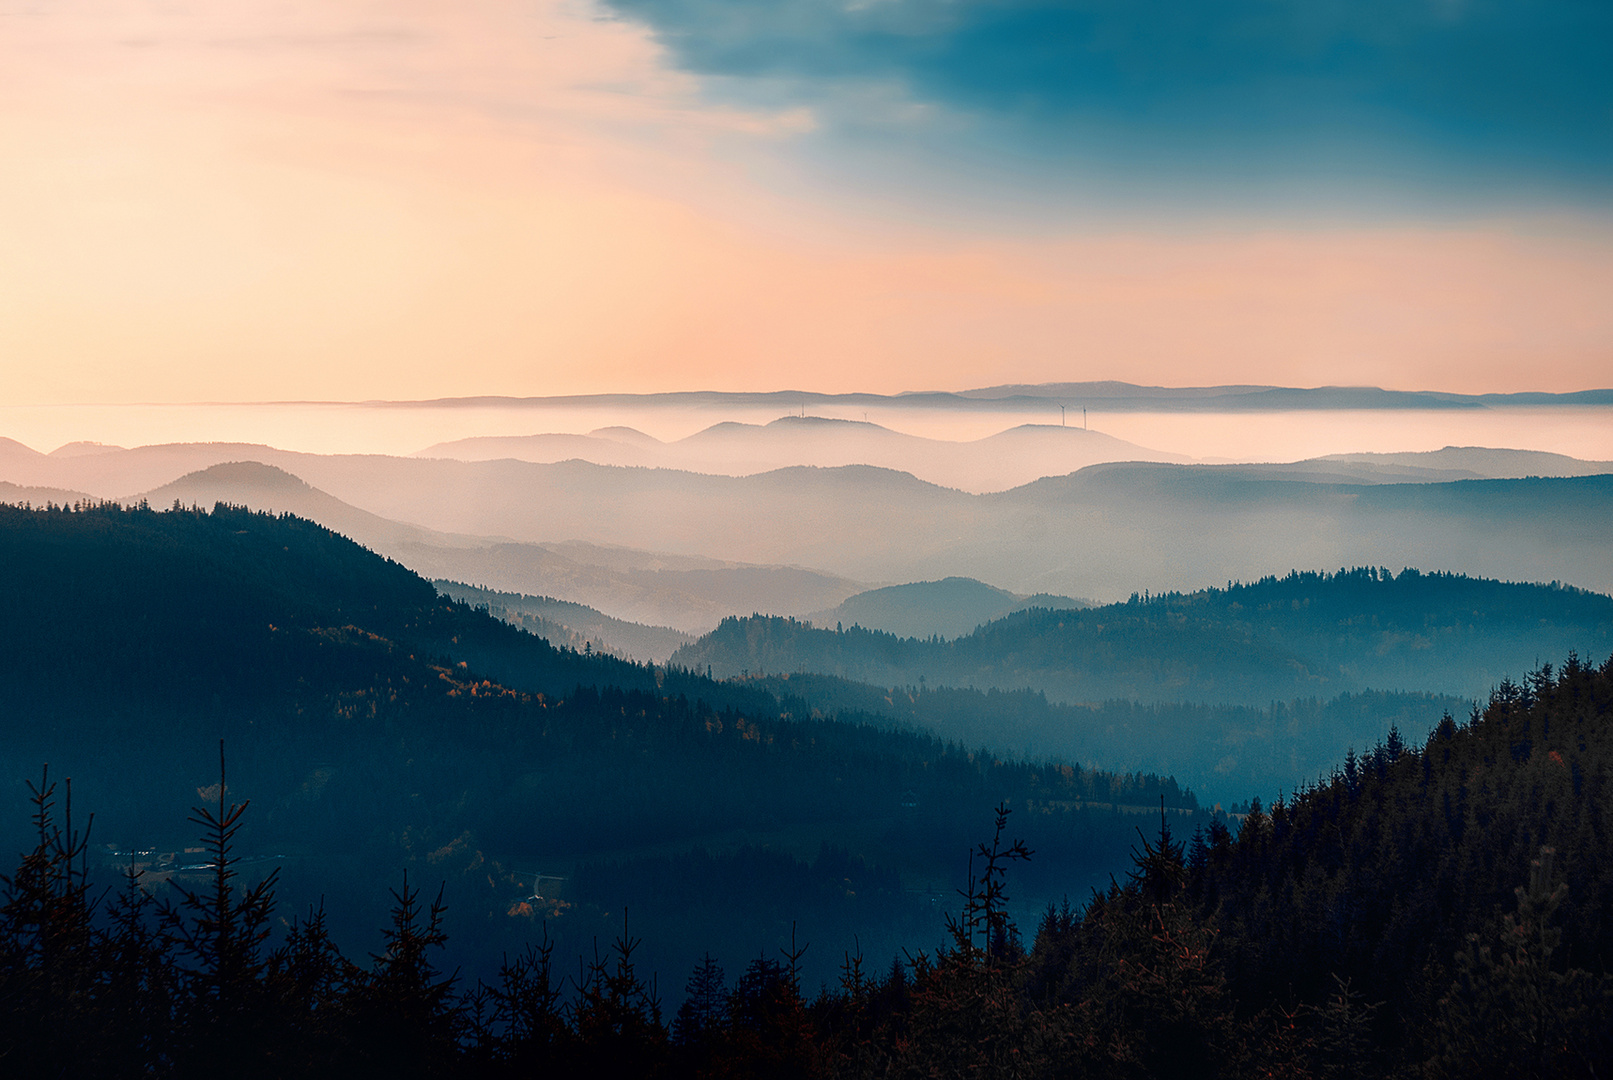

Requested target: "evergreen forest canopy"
[
  {"left": 673, "top": 568, "right": 1613, "bottom": 707},
  {"left": 731, "top": 671, "right": 1468, "bottom": 806},
  {"left": 666, "top": 570, "right": 1613, "bottom": 796},
  {"left": 6, "top": 627, "right": 1613, "bottom": 1076}
]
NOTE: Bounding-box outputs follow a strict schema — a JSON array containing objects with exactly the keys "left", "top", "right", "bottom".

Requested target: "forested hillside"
[
  {"left": 674, "top": 568, "right": 1613, "bottom": 705},
  {"left": 805, "top": 576, "right": 1089, "bottom": 640},
  {"left": 741, "top": 671, "right": 1466, "bottom": 803},
  {"left": 6, "top": 647, "right": 1611, "bottom": 1076},
  {"left": 0, "top": 501, "right": 1199, "bottom": 989},
  {"left": 433, "top": 579, "right": 694, "bottom": 663}
]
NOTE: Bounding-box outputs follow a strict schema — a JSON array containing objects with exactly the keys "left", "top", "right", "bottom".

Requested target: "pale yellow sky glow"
[{"left": 2, "top": 0, "right": 1610, "bottom": 403}]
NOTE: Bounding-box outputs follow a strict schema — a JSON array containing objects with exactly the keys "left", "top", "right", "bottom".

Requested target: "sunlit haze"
[{"left": 3, "top": 0, "right": 1610, "bottom": 406}]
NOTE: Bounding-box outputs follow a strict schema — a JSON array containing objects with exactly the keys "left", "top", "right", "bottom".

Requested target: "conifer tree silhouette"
[
  {"left": 267, "top": 901, "right": 359, "bottom": 1071},
  {"left": 347, "top": 870, "right": 463, "bottom": 1076},
  {"left": 1084, "top": 797, "right": 1235, "bottom": 1079},
  {"left": 464, "top": 930, "right": 570, "bottom": 1072},
  {"left": 163, "top": 741, "right": 280, "bottom": 1077},
  {"left": 673, "top": 951, "right": 728, "bottom": 1047},
  {"left": 1431, "top": 846, "right": 1609, "bottom": 1078},
  {"left": 902, "top": 803, "right": 1058, "bottom": 1080},
  {"left": 0, "top": 767, "right": 100, "bottom": 1074},
  {"left": 100, "top": 858, "right": 177, "bottom": 1073},
  {"left": 572, "top": 910, "right": 667, "bottom": 1077}
]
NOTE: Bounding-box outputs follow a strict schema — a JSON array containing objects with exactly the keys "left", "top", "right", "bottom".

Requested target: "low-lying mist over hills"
[
  {"left": 417, "top": 415, "right": 1191, "bottom": 494},
  {"left": 124, "top": 461, "right": 868, "bottom": 634},
  {"left": 5, "top": 403, "right": 1613, "bottom": 634},
  {"left": 434, "top": 580, "right": 694, "bottom": 663},
  {"left": 124, "top": 457, "right": 1613, "bottom": 609},
  {"left": 8, "top": 383, "right": 1613, "bottom": 469}
]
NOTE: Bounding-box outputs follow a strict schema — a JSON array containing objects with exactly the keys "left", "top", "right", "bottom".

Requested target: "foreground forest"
[{"left": 6, "top": 653, "right": 1612, "bottom": 1076}]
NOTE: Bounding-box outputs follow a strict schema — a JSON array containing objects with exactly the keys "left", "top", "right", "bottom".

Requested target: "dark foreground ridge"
[{"left": 4, "top": 656, "right": 1613, "bottom": 1076}]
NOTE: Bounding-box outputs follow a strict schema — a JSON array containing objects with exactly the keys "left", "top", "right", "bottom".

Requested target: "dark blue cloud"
[{"left": 605, "top": 0, "right": 1613, "bottom": 187}]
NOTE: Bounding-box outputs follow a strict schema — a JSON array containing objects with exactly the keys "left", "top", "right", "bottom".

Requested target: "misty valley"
[
  {"left": 11, "top": 0, "right": 1613, "bottom": 1064},
  {"left": 3, "top": 403, "right": 1613, "bottom": 1078}
]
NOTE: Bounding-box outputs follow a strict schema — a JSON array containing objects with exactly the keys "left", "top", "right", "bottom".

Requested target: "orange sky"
[{"left": 2, "top": 0, "right": 1610, "bottom": 403}]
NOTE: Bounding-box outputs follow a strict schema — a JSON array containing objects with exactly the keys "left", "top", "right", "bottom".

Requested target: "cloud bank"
[{"left": 606, "top": 0, "right": 1613, "bottom": 194}]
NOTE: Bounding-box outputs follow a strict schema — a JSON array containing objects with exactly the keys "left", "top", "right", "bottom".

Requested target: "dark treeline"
[
  {"left": 0, "top": 498, "right": 710, "bottom": 711},
  {"left": 0, "top": 501, "right": 1196, "bottom": 986},
  {"left": 6, "top": 656, "right": 1613, "bottom": 1076},
  {"left": 671, "top": 568, "right": 1613, "bottom": 705}
]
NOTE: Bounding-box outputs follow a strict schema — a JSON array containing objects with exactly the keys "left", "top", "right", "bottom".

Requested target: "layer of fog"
[
  {"left": 416, "top": 417, "right": 1191, "bottom": 494},
  {"left": 4, "top": 399, "right": 1612, "bottom": 465},
  {"left": 4, "top": 437, "right": 1611, "bottom": 637}
]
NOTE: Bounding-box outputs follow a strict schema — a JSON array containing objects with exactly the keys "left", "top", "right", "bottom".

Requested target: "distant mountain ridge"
[
  {"left": 374, "top": 383, "right": 1613, "bottom": 412},
  {"left": 1313, "top": 445, "right": 1613, "bottom": 480},
  {"left": 416, "top": 415, "right": 1190, "bottom": 493},
  {"left": 127, "top": 461, "right": 867, "bottom": 632},
  {"left": 672, "top": 568, "right": 1613, "bottom": 706},
  {"left": 806, "top": 577, "right": 1090, "bottom": 640},
  {"left": 4, "top": 441, "right": 1612, "bottom": 607}
]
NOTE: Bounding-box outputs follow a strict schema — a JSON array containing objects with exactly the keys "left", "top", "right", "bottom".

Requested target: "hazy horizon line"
[{"left": 14, "top": 382, "right": 1613, "bottom": 411}]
